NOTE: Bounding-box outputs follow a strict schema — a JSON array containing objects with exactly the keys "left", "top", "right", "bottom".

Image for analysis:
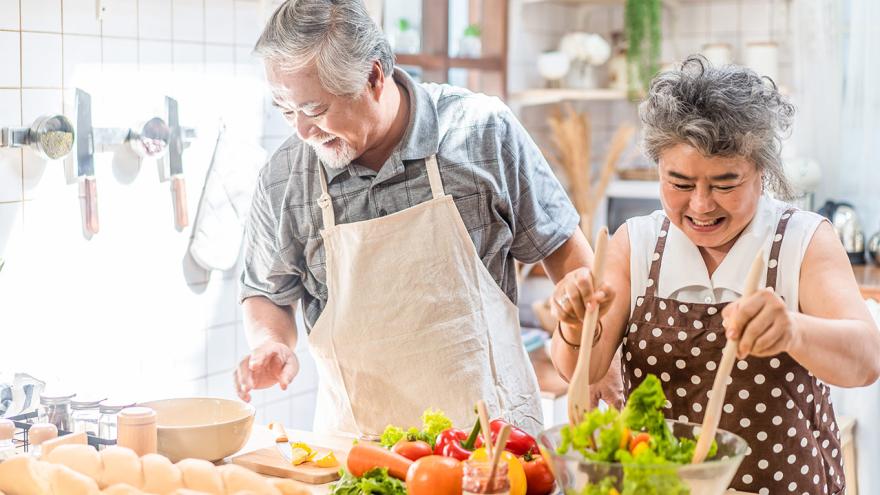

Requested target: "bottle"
[
  {"left": 462, "top": 458, "right": 510, "bottom": 495},
  {"left": 116, "top": 407, "right": 157, "bottom": 457},
  {"left": 97, "top": 399, "right": 136, "bottom": 445},
  {"left": 71, "top": 397, "right": 104, "bottom": 437},
  {"left": 27, "top": 422, "right": 58, "bottom": 458},
  {"left": 0, "top": 418, "right": 16, "bottom": 460},
  {"left": 38, "top": 390, "right": 76, "bottom": 432}
]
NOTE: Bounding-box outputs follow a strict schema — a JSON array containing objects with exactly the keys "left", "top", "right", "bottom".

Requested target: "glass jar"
[
  {"left": 71, "top": 397, "right": 104, "bottom": 437},
  {"left": 462, "top": 459, "right": 510, "bottom": 495},
  {"left": 98, "top": 399, "right": 135, "bottom": 444},
  {"left": 38, "top": 391, "right": 76, "bottom": 432}
]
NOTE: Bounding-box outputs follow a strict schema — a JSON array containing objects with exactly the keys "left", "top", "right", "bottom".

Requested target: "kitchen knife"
[
  {"left": 166, "top": 96, "right": 188, "bottom": 229},
  {"left": 75, "top": 89, "right": 99, "bottom": 235}
]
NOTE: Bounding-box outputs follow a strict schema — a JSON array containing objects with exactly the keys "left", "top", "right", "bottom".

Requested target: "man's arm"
[{"left": 243, "top": 296, "right": 298, "bottom": 349}]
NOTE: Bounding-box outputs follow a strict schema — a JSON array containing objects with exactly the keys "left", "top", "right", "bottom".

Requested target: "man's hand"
[{"left": 234, "top": 341, "right": 299, "bottom": 402}]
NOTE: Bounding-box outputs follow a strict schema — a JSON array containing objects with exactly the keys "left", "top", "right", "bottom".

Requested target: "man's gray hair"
[
  {"left": 253, "top": 0, "right": 395, "bottom": 97},
  {"left": 639, "top": 55, "right": 796, "bottom": 199}
]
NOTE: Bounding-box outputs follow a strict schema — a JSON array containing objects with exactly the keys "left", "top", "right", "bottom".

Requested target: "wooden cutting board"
[{"left": 230, "top": 443, "right": 346, "bottom": 484}]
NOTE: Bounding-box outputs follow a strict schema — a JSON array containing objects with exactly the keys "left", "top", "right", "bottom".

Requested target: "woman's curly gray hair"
[{"left": 639, "top": 55, "right": 796, "bottom": 199}]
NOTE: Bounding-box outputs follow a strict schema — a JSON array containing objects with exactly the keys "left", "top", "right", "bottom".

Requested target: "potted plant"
[
  {"left": 458, "top": 24, "right": 482, "bottom": 58},
  {"left": 625, "top": 0, "right": 662, "bottom": 100}
]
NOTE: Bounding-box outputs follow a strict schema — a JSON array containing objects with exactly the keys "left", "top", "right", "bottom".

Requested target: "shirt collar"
[
  {"left": 321, "top": 67, "right": 440, "bottom": 184},
  {"left": 659, "top": 195, "right": 775, "bottom": 297}
]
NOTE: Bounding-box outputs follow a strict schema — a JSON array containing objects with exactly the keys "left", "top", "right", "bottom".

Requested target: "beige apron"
[{"left": 307, "top": 155, "right": 543, "bottom": 437}]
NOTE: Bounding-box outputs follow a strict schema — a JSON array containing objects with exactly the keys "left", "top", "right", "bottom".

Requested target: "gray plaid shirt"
[{"left": 240, "top": 68, "right": 579, "bottom": 332}]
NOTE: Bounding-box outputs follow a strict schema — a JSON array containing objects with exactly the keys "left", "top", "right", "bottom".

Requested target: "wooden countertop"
[
  {"left": 530, "top": 346, "right": 569, "bottom": 399},
  {"left": 853, "top": 264, "right": 880, "bottom": 300}
]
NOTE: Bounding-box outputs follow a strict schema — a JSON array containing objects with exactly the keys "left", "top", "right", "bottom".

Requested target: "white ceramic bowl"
[{"left": 139, "top": 397, "right": 255, "bottom": 462}]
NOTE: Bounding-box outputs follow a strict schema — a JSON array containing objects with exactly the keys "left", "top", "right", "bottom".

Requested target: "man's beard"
[{"left": 307, "top": 134, "right": 357, "bottom": 170}]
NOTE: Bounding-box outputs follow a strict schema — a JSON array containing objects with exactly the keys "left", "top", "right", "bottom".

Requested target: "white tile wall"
[
  {"left": 0, "top": 31, "right": 20, "bottom": 88},
  {"left": 21, "top": 0, "right": 62, "bottom": 33},
  {"left": 0, "top": 0, "right": 19, "bottom": 30},
  {"left": 0, "top": 0, "right": 309, "bottom": 428}
]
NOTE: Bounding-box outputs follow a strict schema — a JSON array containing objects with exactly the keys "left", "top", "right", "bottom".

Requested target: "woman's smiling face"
[{"left": 658, "top": 143, "right": 764, "bottom": 251}]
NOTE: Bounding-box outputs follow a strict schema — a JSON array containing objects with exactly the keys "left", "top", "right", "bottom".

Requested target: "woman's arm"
[
  {"left": 726, "top": 222, "right": 880, "bottom": 387},
  {"left": 549, "top": 224, "right": 632, "bottom": 384}
]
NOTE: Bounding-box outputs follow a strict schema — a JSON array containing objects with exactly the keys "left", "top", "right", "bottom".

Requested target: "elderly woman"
[{"left": 551, "top": 56, "right": 880, "bottom": 495}]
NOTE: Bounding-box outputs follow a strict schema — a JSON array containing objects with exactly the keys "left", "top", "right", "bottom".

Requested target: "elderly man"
[{"left": 234, "top": 0, "right": 614, "bottom": 437}]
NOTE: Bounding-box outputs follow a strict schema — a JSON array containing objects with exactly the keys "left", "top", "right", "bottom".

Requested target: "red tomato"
[
  {"left": 392, "top": 440, "right": 433, "bottom": 461},
  {"left": 521, "top": 454, "right": 555, "bottom": 495},
  {"left": 406, "top": 455, "right": 462, "bottom": 495}
]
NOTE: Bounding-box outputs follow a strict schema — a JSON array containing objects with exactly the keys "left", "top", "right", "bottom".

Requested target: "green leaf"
[
  {"left": 463, "top": 24, "right": 481, "bottom": 37},
  {"left": 397, "top": 17, "right": 411, "bottom": 32}
]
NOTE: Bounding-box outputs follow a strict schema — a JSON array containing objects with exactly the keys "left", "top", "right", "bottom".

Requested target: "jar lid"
[
  {"left": 99, "top": 399, "right": 137, "bottom": 414},
  {"left": 0, "top": 418, "right": 14, "bottom": 441},
  {"left": 28, "top": 423, "right": 58, "bottom": 446},
  {"left": 71, "top": 396, "right": 106, "bottom": 409},
  {"left": 117, "top": 407, "right": 157, "bottom": 426},
  {"left": 40, "top": 391, "right": 76, "bottom": 405}
]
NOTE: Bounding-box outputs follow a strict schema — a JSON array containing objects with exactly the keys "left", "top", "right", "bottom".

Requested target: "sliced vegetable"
[
  {"left": 314, "top": 450, "right": 339, "bottom": 468},
  {"left": 347, "top": 443, "right": 413, "bottom": 480},
  {"left": 290, "top": 447, "right": 311, "bottom": 466},
  {"left": 405, "top": 455, "right": 462, "bottom": 495}
]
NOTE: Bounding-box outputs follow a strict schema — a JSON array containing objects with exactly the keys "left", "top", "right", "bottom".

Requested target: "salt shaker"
[
  {"left": 116, "top": 407, "right": 157, "bottom": 456},
  {"left": 27, "top": 422, "right": 58, "bottom": 458}
]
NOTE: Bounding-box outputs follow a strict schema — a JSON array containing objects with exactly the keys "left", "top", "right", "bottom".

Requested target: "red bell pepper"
[
  {"left": 433, "top": 419, "right": 481, "bottom": 461},
  {"left": 475, "top": 419, "right": 539, "bottom": 456}
]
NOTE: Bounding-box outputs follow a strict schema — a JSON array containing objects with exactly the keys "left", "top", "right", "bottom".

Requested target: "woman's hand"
[
  {"left": 721, "top": 287, "right": 801, "bottom": 359},
  {"left": 550, "top": 267, "right": 615, "bottom": 341}
]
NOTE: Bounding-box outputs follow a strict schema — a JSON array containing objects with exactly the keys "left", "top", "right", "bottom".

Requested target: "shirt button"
[
  {"left": 704, "top": 296, "right": 713, "bottom": 304},
  {"left": 379, "top": 208, "right": 388, "bottom": 216}
]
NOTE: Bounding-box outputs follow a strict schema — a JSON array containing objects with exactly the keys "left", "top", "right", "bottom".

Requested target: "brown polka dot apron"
[{"left": 622, "top": 210, "right": 845, "bottom": 495}]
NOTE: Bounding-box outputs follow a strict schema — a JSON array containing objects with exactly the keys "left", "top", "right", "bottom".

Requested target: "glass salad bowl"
[{"left": 539, "top": 420, "right": 748, "bottom": 495}]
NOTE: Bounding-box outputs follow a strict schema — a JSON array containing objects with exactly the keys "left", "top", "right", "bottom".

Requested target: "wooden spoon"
[
  {"left": 566, "top": 226, "right": 610, "bottom": 426},
  {"left": 485, "top": 424, "right": 511, "bottom": 494},
  {"left": 691, "top": 250, "right": 765, "bottom": 464},
  {"left": 477, "top": 400, "right": 493, "bottom": 460}
]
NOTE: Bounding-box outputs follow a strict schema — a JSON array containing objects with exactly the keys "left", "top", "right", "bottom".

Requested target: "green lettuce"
[
  {"left": 329, "top": 468, "right": 407, "bottom": 495},
  {"left": 379, "top": 408, "right": 453, "bottom": 449}
]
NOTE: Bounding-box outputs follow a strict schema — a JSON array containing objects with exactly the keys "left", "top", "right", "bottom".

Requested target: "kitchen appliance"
[
  {"left": 868, "top": 229, "right": 880, "bottom": 265},
  {"left": 818, "top": 200, "right": 866, "bottom": 264}
]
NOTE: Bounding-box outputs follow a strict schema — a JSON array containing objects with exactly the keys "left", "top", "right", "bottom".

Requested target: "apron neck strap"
[
  {"left": 425, "top": 155, "right": 445, "bottom": 199},
  {"left": 765, "top": 207, "right": 797, "bottom": 292},
  {"left": 646, "top": 217, "right": 671, "bottom": 297},
  {"left": 317, "top": 165, "right": 335, "bottom": 228}
]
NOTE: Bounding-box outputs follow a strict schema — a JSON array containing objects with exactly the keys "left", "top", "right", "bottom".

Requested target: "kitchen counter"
[
  {"left": 853, "top": 264, "right": 880, "bottom": 300},
  {"left": 228, "top": 425, "right": 762, "bottom": 495}
]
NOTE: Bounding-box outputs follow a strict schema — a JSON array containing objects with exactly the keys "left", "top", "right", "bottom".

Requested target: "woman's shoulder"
[{"left": 625, "top": 210, "right": 667, "bottom": 238}]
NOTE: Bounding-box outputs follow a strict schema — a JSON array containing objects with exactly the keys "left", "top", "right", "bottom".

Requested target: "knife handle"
[
  {"left": 172, "top": 175, "right": 188, "bottom": 229},
  {"left": 81, "top": 177, "right": 99, "bottom": 235}
]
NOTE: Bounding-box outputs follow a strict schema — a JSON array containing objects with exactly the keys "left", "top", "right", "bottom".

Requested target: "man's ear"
[{"left": 367, "top": 61, "right": 385, "bottom": 100}]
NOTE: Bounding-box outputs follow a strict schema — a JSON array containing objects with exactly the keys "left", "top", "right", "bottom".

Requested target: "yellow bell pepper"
[
  {"left": 469, "top": 447, "right": 527, "bottom": 495},
  {"left": 290, "top": 447, "right": 311, "bottom": 465},
  {"left": 313, "top": 450, "right": 339, "bottom": 468}
]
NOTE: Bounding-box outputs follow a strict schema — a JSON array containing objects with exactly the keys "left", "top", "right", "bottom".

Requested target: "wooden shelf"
[
  {"left": 508, "top": 87, "right": 628, "bottom": 106},
  {"left": 395, "top": 54, "right": 504, "bottom": 72},
  {"left": 522, "top": 0, "right": 679, "bottom": 8},
  {"left": 853, "top": 264, "right": 880, "bottom": 301}
]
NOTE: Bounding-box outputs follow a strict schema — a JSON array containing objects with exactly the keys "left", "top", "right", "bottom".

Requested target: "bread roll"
[
  {"left": 170, "top": 489, "right": 215, "bottom": 495},
  {"left": 49, "top": 464, "right": 100, "bottom": 495},
  {"left": 176, "top": 459, "right": 223, "bottom": 495},
  {"left": 46, "top": 444, "right": 104, "bottom": 481},
  {"left": 0, "top": 454, "right": 53, "bottom": 495},
  {"left": 266, "top": 479, "right": 310, "bottom": 495},
  {"left": 99, "top": 446, "right": 144, "bottom": 489},
  {"left": 101, "top": 483, "right": 147, "bottom": 495},
  {"left": 216, "top": 465, "right": 279, "bottom": 495},
  {"left": 141, "top": 453, "right": 184, "bottom": 494}
]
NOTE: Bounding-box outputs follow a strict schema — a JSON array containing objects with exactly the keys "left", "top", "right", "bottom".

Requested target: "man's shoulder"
[{"left": 420, "top": 82, "right": 512, "bottom": 130}]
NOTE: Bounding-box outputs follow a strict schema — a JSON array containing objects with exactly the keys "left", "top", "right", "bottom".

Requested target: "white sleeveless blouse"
[{"left": 626, "top": 195, "right": 826, "bottom": 315}]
